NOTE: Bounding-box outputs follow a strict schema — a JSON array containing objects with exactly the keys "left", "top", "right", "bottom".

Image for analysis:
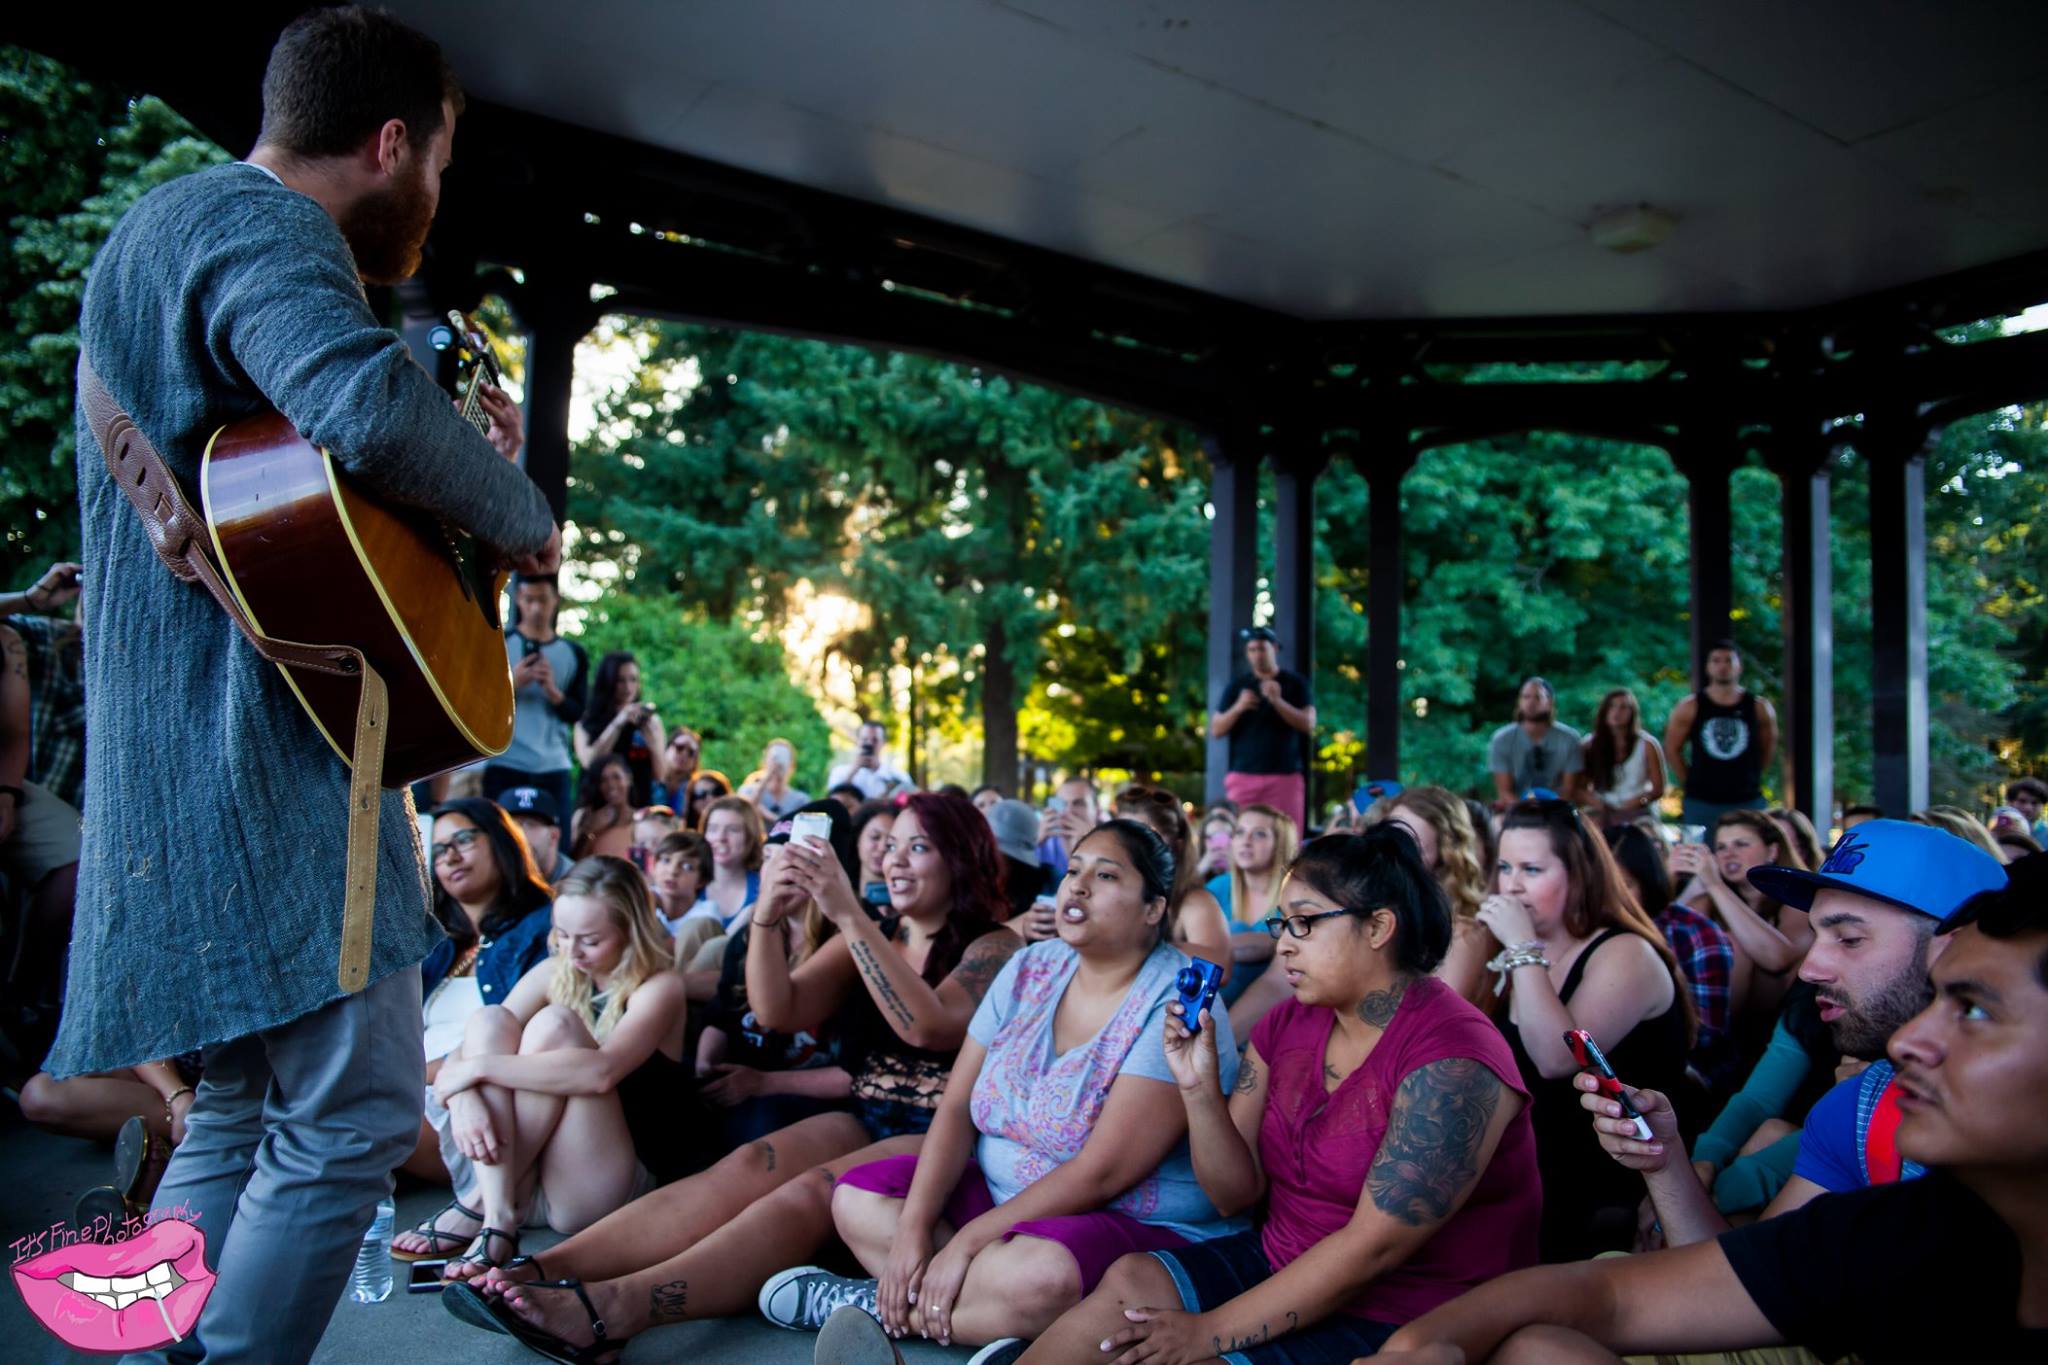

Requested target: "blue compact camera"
[{"left": 1173, "top": 958, "right": 1226, "bottom": 1032}]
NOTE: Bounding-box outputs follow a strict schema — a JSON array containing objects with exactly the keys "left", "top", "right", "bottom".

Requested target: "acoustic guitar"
[{"left": 199, "top": 314, "right": 517, "bottom": 785}]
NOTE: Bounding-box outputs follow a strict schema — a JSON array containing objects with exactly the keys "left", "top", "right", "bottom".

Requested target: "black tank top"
[
  {"left": 1685, "top": 691, "right": 1761, "bottom": 802},
  {"left": 1505, "top": 927, "right": 1689, "bottom": 1261}
]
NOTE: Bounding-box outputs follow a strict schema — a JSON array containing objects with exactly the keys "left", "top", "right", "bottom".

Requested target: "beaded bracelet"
[{"left": 1484, "top": 941, "right": 1550, "bottom": 995}]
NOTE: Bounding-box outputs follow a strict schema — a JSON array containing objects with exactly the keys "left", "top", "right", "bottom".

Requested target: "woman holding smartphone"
[
  {"left": 1015, "top": 826, "right": 1539, "bottom": 1363},
  {"left": 1481, "top": 799, "right": 1693, "bottom": 1261},
  {"left": 757, "top": 820, "right": 1243, "bottom": 1352}
]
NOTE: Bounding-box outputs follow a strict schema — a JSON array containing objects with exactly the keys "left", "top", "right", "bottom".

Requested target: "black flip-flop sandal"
[
  {"left": 441, "top": 1254, "right": 549, "bottom": 1335},
  {"left": 391, "top": 1198, "right": 482, "bottom": 1262},
  {"left": 484, "top": 1278, "right": 622, "bottom": 1365}
]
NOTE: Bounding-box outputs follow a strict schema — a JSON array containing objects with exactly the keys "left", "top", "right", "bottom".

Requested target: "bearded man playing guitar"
[{"left": 49, "top": 9, "right": 558, "bottom": 1361}]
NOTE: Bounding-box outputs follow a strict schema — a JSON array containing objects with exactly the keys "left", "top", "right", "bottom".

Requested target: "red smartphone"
[{"left": 1564, "top": 1028, "right": 1655, "bottom": 1141}]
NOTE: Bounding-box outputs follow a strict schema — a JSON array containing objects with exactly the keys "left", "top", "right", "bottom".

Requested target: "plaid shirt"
[
  {"left": 4, "top": 615, "right": 84, "bottom": 810},
  {"left": 1658, "top": 901, "right": 1734, "bottom": 1056}
]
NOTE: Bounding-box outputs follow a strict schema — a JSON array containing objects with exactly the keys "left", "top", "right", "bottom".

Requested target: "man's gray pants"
[{"left": 123, "top": 965, "right": 424, "bottom": 1364}]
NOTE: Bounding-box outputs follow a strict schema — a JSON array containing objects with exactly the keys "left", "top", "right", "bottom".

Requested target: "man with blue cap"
[
  {"left": 1566, "top": 818, "right": 2008, "bottom": 1250},
  {"left": 1373, "top": 851, "right": 2048, "bottom": 1365}
]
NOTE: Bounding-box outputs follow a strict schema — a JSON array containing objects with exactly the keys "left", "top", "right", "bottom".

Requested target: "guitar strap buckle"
[{"left": 77, "top": 355, "right": 382, "bottom": 994}]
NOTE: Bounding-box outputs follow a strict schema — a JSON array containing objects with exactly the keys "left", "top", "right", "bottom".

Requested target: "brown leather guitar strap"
[{"left": 78, "top": 355, "right": 383, "bottom": 993}]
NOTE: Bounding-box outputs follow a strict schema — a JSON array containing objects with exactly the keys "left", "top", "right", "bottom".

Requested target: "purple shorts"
[{"left": 838, "top": 1153, "right": 1186, "bottom": 1294}]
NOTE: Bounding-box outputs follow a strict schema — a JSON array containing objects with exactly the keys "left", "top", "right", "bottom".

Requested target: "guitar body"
[{"left": 200, "top": 411, "right": 515, "bottom": 786}]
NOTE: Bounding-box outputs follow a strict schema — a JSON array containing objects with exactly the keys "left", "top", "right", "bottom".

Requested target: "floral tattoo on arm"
[{"left": 1366, "top": 1057, "right": 1502, "bottom": 1225}]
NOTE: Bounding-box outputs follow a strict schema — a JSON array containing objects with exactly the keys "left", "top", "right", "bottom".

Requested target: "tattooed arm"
[
  {"left": 1179, "top": 1030, "right": 1271, "bottom": 1215},
  {"left": 1141, "top": 1056, "right": 1519, "bottom": 1358},
  {"left": 831, "top": 919, "right": 1020, "bottom": 1052}
]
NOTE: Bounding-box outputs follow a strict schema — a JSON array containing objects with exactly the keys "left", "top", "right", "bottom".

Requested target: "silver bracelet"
[{"left": 1484, "top": 944, "right": 1550, "bottom": 995}]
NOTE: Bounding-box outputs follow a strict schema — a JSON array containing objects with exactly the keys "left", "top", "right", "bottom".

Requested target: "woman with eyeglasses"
[
  {"left": 1017, "top": 826, "right": 1540, "bottom": 1364},
  {"left": 1481, "top": 799, "right": 1694, "bottom": 1261},
  {"left": 393, "top": 799, "right": 555, "bottom": 1249}
]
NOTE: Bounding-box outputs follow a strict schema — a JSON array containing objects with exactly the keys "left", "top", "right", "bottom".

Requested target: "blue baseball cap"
[
  {"left": 1353, "top": 779, "right": 1404, "bottom": 813},
  {"left": 1747, "top": 818, "right": 2007, "bottom": 920}
]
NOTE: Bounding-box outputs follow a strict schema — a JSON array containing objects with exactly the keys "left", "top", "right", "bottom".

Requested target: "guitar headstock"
[{"left": 445, "top": 310, "right": 504, "bottom": 388}]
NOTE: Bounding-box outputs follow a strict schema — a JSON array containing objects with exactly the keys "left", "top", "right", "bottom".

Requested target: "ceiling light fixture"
[{"left": 1588, "top": 203, "right": 1678, "bottom": 254}]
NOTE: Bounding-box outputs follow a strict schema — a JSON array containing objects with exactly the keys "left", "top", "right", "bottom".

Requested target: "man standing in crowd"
[
  {"left": 51, "top": 10, "right": 559, "bottom": 1362},
  {"left": 1665, "top": 638, "right": 1777, "bottom": 827},
  {"left": 484, "top": 571, "right": 586, "bottom": 819},
  {"left": 1209, "top": 624, "right": 1315, "bottom": 829},
  {"left": 1376, "top": 853, "right": 2048, "bottom": 1364},
  {"left": 500, "top": 786, "right": 572, "bottom": 884},
  {"left": 1578, "top": 820, "right": 2006, "bottom": 1251},
  {"left": 825, "top": 718, "right": 915, "bottom": 801},
  {"left": 2007, "top": 776, "right": 2048, "bottom": 841},
  {"left": 1034, "top": 774, "right": 1101, "bottom": 883},
  {"left": 1489, "top": 676, "right": 1582, "bottom": 808}
]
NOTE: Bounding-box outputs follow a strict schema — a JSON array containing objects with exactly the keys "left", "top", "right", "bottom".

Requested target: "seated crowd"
[{"left": 6, "top": 566, "right": 2045, "bottom": 1365}]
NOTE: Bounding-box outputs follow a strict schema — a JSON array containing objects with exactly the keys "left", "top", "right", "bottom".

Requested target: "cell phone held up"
[
  {"left": 1173, "top": 958, "right": 1226, "bottom": 1033},
  {"left": 1564, "top": 1028, "right": 1654, "bottom": 1141}
]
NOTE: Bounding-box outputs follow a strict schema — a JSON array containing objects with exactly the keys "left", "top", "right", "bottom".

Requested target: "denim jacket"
[{"left": 422, "top": 904, "right": 554, "bottom": 1008}]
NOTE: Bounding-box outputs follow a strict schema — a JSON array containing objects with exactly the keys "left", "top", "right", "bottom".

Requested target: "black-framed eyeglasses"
[
  {"left": 431, "top": 827, "right": 486, "bottom": 863},
  {"left": 1263, "top": 908, "right": 1365, "bottom": 940}
]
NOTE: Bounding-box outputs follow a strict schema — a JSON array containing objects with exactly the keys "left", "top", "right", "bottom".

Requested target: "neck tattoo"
[{"left": 1356, "top": 977, "right": 1410, "bottom": 1029}]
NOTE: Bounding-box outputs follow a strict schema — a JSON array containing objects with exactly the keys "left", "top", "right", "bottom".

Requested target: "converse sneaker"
[{"left": 759, "top": 1265, "right": 882, "bottom": 1331}]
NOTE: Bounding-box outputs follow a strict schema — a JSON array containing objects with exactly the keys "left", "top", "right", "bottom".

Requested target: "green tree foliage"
[
  {"left": 1, "top": 46, "right": 227, "bottom": 581},
  {"left": 572, "top": 590, "right": 833, "bottom": 794},
  {"left": 569, "top": 319, "right": 1209, "bottom": 787},
  {"left": 1311, "top": 402, "right": 2037, "bottom": 807}
]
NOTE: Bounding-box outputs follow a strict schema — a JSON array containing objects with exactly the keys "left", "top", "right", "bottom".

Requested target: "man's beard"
[
  {"left": 339, "top": 163, "right": 435, "bottom": 285},
  {"left": 1518, "top": 703, "right": 1554, "bottom": 724},
  {"left": 1824, "top": 934, "right": 1934, "bottom": 1060}
]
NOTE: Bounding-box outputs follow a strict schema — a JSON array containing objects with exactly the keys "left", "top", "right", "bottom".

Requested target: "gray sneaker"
[
  {"left": 814, "top": 1304, "right": 904, "bottom": 1364},
  {"left": 967, "top": 1339, "right": 1029, "bottom": 1365},
  {"left": 759, "top": 1265, "right": 882, "bottom": 1332}
]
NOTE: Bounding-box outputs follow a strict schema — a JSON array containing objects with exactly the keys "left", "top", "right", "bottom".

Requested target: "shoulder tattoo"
[
  {"left": 1366, "top": 1056, "right": 1503, "bottom": 1226},
  {"left": 949, "top": 932, "right": 1020, "bottom": 1004}
]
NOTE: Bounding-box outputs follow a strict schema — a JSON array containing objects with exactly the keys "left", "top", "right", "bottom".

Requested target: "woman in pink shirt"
[{"left": 1017, "top": 824, "right": 1542, "bottom": 1365}]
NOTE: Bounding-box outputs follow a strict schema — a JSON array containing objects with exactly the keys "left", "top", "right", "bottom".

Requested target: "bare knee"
[
  {"left": 19, "top": 1073, "right": 68, "bottom": 1126},
  {"left": 1094, "top": 1252, "right": 1161, "bottom": 1308},
  {"left": 713, "top": 1135, "right": 784, "bottom": 1185},
  {"left": 991, "top": 1237, "right": 1081, "bottom": 1320},
  {"left": 781, "top": 1165, "right": 841, "bottom": 1223},
  {"left": 464, "top": 1004, "right": 521, "bottom": 1051},
  {"left": 830, "top": 1182, "right": 898, "bottom": 1241},
  {"left": 520, "top": 1004, "right": 590, "bottom": 1052}
]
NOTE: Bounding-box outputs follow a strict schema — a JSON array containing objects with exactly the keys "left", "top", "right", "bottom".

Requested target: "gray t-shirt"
[
  {"left": 498, "top": 632, "right": 585, "bottom": 774},
  {"left": 1488, "top": 721, "right": 1585, "bottom": 794}
]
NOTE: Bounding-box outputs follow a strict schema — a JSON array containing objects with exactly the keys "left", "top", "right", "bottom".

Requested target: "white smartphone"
[{"left": 790, "top": 812, "right": 833, "bottom": 847}]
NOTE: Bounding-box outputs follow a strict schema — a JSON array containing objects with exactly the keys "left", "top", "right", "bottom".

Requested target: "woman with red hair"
[{"left": 447, "top": 792, "right": 1021, "bottom": 1358}]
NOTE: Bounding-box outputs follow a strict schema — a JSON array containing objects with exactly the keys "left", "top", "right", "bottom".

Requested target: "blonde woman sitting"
[{"left": 430, "top": 856, "right": 690, "bottom": 1280}]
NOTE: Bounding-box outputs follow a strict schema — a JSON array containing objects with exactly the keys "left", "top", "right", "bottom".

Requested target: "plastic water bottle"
[{"left": 348, "top": 1198, "right": 395, "bottom": 1302}]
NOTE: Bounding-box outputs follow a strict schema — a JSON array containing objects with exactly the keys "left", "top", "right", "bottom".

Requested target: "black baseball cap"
[
  {"left": 1239, "top": 626, "right": 1278, "bottom": 644},
  {"left": 499, "top": 786, "right": 560, "bottom": 827}
]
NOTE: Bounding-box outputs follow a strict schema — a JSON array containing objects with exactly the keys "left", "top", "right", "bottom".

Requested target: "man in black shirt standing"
[
  {"left": 1664, "top": 638, "right": 1777, "bottom": 828},
  {"left": 1209, "top": 625, "right": 1315, "bottom": 830},
  {"left": 1372, "top": 854, "right": 2048, "bottom": 1365}
]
